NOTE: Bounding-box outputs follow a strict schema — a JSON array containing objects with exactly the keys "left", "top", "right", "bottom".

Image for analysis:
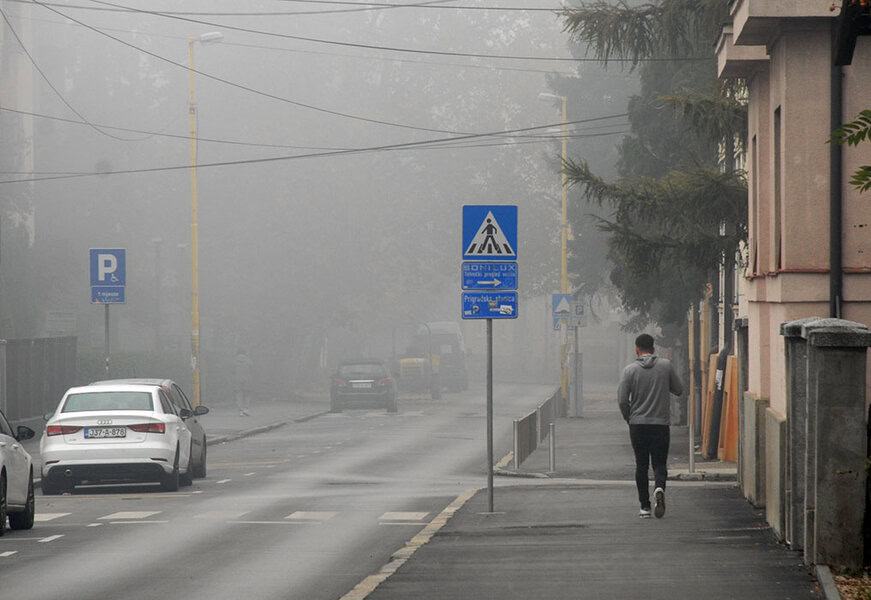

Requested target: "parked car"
[
  {"left": 91, "top": 379, "right": 209, "bottom": 479},
  {"left": 0, "top": 409, "right": 36, "bottom": 535},
  {"left": 331, "top": 359, "right": 397, "bottom": 413},
  {"left": 41, "top": 384, "right": 200, "bottom": 494}
]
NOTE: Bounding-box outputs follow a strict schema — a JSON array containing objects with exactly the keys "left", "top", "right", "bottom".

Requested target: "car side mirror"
[
  {"left": 178, "top": 408, "right": 193, "bottom": 419},
  {"left": 16, "top": 426, "right": 35, "bottom": 441},
  {"left": 193, "top": 405, "right": 209, "bottom": 416}
]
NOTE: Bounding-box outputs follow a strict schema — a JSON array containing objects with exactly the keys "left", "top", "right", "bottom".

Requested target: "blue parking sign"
[{"left": 90, "top": 248, "right": 126, "bottom": 304}]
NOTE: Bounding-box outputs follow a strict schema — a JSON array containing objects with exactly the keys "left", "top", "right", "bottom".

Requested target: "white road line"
[
  {"left": 37, "top": 535, "right": 64, "bottom": 543},
  {"left": 285, "top": 511, "right": 338, "bottom": 522},
  {"left": 194, "top": 511, "right": 250, "bottom": 520},
  {"left": 99, "top": 511, "right": 161, "bottom": 520},
  {"left": 243, "top": 472, "right": 255, "bottom": 477},
  {"left": 379, "top": 512, "right": 429, "bottom": 522},
  {"left": 192, "top": 491, "right": 203, "bottom": 494},
  {"left": 109, "top": 521, "right": 170, "bottom": 524},
  {"left": 0, "top": 551, "right": 18, "bottom": 557},
  {"left": 34, "top": 513, "right": 70, "bottom": 522},
  {"left": 216, "top": 479, "right": 232, "bottom": 484},
  {"left": 87, "top": 523, "right": 103, "bottom": 527}
]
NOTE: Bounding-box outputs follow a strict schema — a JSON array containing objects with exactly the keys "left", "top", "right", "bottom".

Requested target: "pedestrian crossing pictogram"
[{"left": 464, "top": 211, "right": 516, "bottom": 257}]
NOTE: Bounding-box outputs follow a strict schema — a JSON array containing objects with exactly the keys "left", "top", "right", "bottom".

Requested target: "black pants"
[{"left": 629, "top": 424, "right": 670, "bottom": 509}]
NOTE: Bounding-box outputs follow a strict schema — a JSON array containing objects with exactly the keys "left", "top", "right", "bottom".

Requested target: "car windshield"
[
  {"left": 62, "top": 391, "right": 154, "bottom": 413},
  {"left": 338, "top": 364, "right": 386, "bottom": 379}
]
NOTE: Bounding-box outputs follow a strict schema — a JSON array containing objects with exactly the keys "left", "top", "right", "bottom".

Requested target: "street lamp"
[
  {"left": 538, "top": 92, "right": 571, "bottom": 409},
  {"left": 188, "top": 31, "right": 222, "bottom": 407}
]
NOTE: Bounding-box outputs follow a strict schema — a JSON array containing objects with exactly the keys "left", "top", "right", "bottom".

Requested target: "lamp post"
[
  {"left": 539, "top": 92, "right": 571, "bottom": 410},
  {"left": 188, "top": 31, "right": 222, "bottom": 407}
]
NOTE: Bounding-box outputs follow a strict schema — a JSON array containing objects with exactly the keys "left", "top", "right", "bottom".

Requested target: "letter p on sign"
[{"left": 98, "top": 254, "right": 117, "bottom": 282}]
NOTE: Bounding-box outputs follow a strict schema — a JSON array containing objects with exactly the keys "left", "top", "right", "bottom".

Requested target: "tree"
[
  {"left": 557, "top": 0, "right": 746, "bottom": 345},
  {"left": 832, "top": 109, "right": 871, "bottom": 192}
]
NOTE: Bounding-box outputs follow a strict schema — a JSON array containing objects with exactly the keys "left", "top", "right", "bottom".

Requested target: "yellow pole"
[
  {"left": 559, "top": 95, "right": 570, "bottom": 407},
  {"left": 188, "top": 39, "right": 201, "bottom": 407}
]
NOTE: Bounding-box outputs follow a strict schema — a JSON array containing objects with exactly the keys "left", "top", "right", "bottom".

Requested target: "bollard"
[
  {"left": 513, "top": 419, "right": 519, "bottom": 470},
  {"left": 548, "top": 422, "right": 556, "bottom": 473}
]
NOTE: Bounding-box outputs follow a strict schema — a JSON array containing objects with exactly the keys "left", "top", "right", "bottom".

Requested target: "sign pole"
[
  {"left": 486, "top": 317, "right": 494, "bottom": 512},
  {"left": 104, "top": 304, "right": 110, "bottom": 377}
]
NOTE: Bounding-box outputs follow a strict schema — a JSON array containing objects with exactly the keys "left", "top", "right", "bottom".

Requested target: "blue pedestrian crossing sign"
[
  {"left": 462, "top": 205, "right": 517, "bottom": 262},
  {"left": 552, "top": 293, "right": 572, "bottom": 330},
  {"left": 90, "top": 248, "right": 126, "bottom": 304}
]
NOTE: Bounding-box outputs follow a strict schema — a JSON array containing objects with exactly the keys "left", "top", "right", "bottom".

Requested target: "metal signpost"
[
  {"left": 567, "top": 301, "right": 586, "bottom": 417},
  {"left": 461, "top": 204, "right": 518, "bottom": 513},
  {"left": 90, "top": 248, "right": 126, "bottom": 377}
]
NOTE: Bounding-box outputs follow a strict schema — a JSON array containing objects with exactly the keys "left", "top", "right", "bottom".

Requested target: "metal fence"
[
  {"left": 513, "top": 388, "right": 561, "bottom": 469},
  {"left": 2, "top": 337, "right": 77, "bottom": 422}
]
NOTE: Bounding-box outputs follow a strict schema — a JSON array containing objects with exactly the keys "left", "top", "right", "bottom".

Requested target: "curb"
[
  {"left": 815, "top": 565, "right": 843, "bottom": 600},
  {"left": 495, "top": 469, "right": 737, "bottom": 481},
  {"left": 34, "top": 408, "right": 330, "bottom": 490},
  {"left": 494, "top": 468, "right": 549, "bottom": 479}
]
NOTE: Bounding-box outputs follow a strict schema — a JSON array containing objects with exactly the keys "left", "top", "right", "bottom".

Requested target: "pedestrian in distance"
[
  {"left": 234, "top": 348, "right": 254, "bottom": 417},
  {"left": 617, "top": 333, "right": 684, "bottom": 519}
]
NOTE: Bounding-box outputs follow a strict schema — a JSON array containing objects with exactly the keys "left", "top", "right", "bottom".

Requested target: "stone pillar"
[
  {"left": 802, "top": 319, "right": 871, "bottom": 568},
  {"left": 781, "top": 317, "right": 821, "bottom": 552}
]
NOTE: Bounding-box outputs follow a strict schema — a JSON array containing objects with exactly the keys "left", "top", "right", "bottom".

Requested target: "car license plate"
[
  {"left": 84, "top": 427, "right": 127, "bottom": 439},
  {"left": 352, "top": 382, "right": 372, "bottom": 389}
]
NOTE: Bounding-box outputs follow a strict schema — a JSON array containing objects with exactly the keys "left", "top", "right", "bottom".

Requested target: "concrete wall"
[
  {"left": 741, "top": 392, "right": 768, "bottom": 507},
  {"left": 765, "top": 407, "right": 787, "bottom": 540}
]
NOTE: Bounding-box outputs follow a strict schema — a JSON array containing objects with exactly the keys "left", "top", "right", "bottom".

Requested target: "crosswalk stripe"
[
  {"left": 0, "top": 551, "right": 18, "bottom": 557},
  {"left": 216, "top": 479, "right": 232, "bottom": 484},
  {"left": 38, "top": 535, "right": 64, "bottom": 543},
  {"left": 285, "top": 511, "right": 338, "bottom": 522},
  {"left": 99, "top": 511, "right": 161, "bottom": 520},
  {"left": 379, "top": 512, "right": 429, "bottom": 522},
  {"left": 34, "top": 513, "right": 70, "bottom": 522}
]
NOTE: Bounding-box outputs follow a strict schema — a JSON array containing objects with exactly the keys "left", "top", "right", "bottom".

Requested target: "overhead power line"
[
  {"left": 0, "top": 6, "right": 144, "bottom": 141},
  {"left": 0, "top": 116, "right": 629, "bottom": 184},
  {"left": 78, "top": 0, "right": 710, "bottom": 63},
  {"left": 33, "top": 1, "right": 470, "bottom": 136}
]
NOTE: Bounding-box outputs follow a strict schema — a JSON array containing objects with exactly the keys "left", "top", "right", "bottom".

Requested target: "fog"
[{"left": 0, "top": 0, "right": 637, "bottom": 400}]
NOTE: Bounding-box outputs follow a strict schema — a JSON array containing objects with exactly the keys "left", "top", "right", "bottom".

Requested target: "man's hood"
[{"left": 637, "top": 354, "right": 658, "bottom": 369}]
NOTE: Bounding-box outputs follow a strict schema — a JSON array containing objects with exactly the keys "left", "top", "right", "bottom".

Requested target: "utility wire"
[
  {"left": 82, "top": 0, "right": 709, "bottom": 63},
  {"left": 0, "top": 117, "right": 628, "bottom": 184},
  {"left": 0, "top": 6, "right": 145, "bottom": 141},
  {"left": 34, "top": 1, "right": 470, "bottom": 136}
]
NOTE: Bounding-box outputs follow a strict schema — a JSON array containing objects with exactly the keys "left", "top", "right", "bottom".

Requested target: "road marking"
[
  {"left": 195, "top": 511, "right": 250, "bottom": 520},
  {"left": 87, "top": 523, "right": 103, "bottom": 527},
  {"left": 379, "top": 512, "right": 429, "bottom": 522},
  {"left": 228, "top": 520, "right": 322, "bottom": 525},
  {"left": 37, "top": 535, "right": 64, "bottom": 543},
  {"left": 99, "top": 511, "right": 161, "bottom": 520},
  {"left": 340, "top": 489, "right": 477, "bottom": 600},
  {"left": 494, "top": 451, "right": 514, "bottom": 469},
  {"left": 109, "top": 521, "right": 170, "bottom": 524},
  {"left": 216, "top": 479, "right": 232, "bottom": 484},
  {"left": 192, "top": 491, "right": 203, "bottom": 494},
  {"left": 34, "top": 513, "right": 70, "bottom": 522},
  {"left": 243, "top": 472, "right": 255, "bottom": 477},
  {"left": 0, "top": 551, "right": 18, "bottom": 557},
  {"left": 285, "top": 511, "right": 337, "bottom": 522}
]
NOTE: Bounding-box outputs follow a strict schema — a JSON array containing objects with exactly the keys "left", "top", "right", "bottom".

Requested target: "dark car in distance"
[{"left": 330, "top": 360, "right": 397, "bottom": 413}]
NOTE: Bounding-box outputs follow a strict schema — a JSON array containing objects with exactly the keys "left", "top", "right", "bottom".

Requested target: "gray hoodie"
[{"left": 617, "top": 354, "right": 683, "bottom": 425}]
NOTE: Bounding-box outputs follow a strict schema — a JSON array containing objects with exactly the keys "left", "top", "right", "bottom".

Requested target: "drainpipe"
[{"left": 830, "top": 25, "right": 844, "bottom": 319}]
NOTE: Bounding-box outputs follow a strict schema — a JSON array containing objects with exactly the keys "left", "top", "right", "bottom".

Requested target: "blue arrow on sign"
[{"left": 462, "top": 262, "right": 518, "bottom": 291}]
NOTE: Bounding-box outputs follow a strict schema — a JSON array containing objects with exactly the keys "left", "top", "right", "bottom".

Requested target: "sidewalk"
[
  {"left": 366, "top": 392, "right": 822, "bottom": 600},
  {"left": 19, "top": 396, "right": 330, "bottom": 472}
]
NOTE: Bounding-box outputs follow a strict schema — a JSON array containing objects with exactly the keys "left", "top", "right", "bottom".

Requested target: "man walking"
[{"left": 618, "top": 334, "right": 683, "bottom": 519}]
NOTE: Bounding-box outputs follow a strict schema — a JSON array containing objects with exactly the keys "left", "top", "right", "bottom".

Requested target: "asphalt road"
[{"left": 0, "top": 383, "right": 552, "bottom": 600}]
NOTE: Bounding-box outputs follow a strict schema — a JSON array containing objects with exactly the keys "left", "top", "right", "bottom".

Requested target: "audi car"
[
  {"left": 41, "top": 384, "right": 197, "bottom": 494},
  {"left": 0, "top": 408, "right": 36, "bottom": 535},
  {"left": 330, "top": 359, "right": 397, "bottom": 413}
]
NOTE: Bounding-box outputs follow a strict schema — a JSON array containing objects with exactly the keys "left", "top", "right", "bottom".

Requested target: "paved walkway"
[{"left": 367, "top": 390, "right": 821, "bottom": 600}]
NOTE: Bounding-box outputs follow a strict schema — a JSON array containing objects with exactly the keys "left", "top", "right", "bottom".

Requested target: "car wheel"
[
  {"left": 0, "top": 473, "right": 6, "bottom": 537},
  {"left": 9, "top": 473, "right": 35, "bottom": 530},
  {"left": 192, "top": 440, "right": 207, "bottom": 479},
  {"left": 161, "top": 449, "right": 180, "bottom": 492}
]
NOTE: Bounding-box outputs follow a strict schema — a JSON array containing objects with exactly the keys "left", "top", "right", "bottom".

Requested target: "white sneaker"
[
  {"left": 653, "top": 487, "right": 666, "bottom": 519},
  {"left": 638, "top": 508, "right": 651, "bottom": 519}
]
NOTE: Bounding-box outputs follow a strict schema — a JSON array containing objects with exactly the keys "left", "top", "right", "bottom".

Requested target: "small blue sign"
[
  {"left": 462, "top": 262, "right": 518, "bottom": 291},
  {"left": 462, "top": 205, "right": 518, "bottom": 262},
  {"left": 462, "top": 291, "right": 518, "bottom": 320},
  {"left": 91, "top": 286, "right": 126, "bottom": 304},
  {"left": 552, "top": 293, "right": 572, "bottom": 330},
  {"left": 90, "top": 248, "right": 126, "bottom": 304}
]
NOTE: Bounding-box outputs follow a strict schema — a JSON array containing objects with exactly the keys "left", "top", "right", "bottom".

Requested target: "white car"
[
  {"left": 0, "top": 409, "right": 36, "bottom": 535},
  {"left": 41, "top": 384, "right": 193, "bottom": 494}
]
